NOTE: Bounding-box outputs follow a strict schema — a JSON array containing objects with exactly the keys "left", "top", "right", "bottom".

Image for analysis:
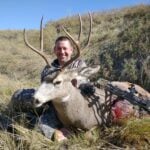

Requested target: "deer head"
[{"left": 34, "top": 65, "right": 100, "bottom": 107}]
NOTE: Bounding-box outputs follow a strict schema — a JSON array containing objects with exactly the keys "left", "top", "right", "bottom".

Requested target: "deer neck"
[
  {"left": 53, "top": 82, "right": 85, "bottom": 106},
  {"left": 52, "top": 83, "right": 86, "bottom": 126}
]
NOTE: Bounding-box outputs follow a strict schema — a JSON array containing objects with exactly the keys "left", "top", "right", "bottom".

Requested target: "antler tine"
[
  {"left": 60, "top": 13, "right": 92, "bottom": 70},
  {"left": 40, "top": 16, "right": 44, "bottom": 51},
  {"left": 24, "top": 17, "right": 50, "bottom": 66},
  {"left": 61, "top": 26, "right": 80, "bottom": 70},
  {"left": 77, "top": 14, "right": 82, "bottom": 43},
  {"left": 82, "top": 12, "right": 92, "bottom": 50}
]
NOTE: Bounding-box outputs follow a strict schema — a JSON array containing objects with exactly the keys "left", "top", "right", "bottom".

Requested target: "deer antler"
[
  {"left": 24, "top": 17, "right": 50, "bottom": 66},
  {"left": 82, "top": 12, "right": 92, "bottom": 50},
  {"left": 60, "top": 26, "right": 80, "bottom": 70},
  {"left": 77, "top": 12, "right": 92, "bottom": 50},
  {"left": 61, "top": 12, "right": 92, "bottom": 70},
  {"left": 77, "top": 14, "right": 82, "bottom": 43}
]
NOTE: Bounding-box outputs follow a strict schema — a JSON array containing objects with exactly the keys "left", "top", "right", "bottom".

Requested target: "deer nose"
[{"left": 34, "top": 99, "right": 40, "bottom": 105}]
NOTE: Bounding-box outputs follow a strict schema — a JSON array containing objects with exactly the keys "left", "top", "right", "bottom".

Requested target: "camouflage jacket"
[{"left": 41, "top": 58, "right": 87, "bottom": 82}]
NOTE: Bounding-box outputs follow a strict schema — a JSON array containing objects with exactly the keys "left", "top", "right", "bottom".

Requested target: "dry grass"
[
  {"left": 103, "top": 117, "right": 150, "bottom": 149},
  {"left": 0, "top": 4, "right": 149, "bottom": 149}
]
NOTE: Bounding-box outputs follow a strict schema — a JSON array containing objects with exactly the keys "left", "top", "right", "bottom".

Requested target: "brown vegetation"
[{"left": 0, "top": 5, "right": 149, "bottom": 149}]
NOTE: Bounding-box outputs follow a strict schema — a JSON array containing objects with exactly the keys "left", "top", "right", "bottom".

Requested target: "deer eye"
[{"left": 54, "top": 81, "right": 61, "bottom": 85}]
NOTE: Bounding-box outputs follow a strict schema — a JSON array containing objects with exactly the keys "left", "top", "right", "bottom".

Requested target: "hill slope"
[
  {"left": 0, "top": 4, "right": 149, "bottom": 149},
  {"left": 45, "top": 4, "right": 149, "bottom": 90},
  {"left": 0, "top": 5, "right": 149, "bottom": 101}
]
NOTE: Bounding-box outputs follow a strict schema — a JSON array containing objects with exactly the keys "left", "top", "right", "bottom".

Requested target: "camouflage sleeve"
[
  {"left": 41, "top": 65, "right": 50, "bottom": 82},
  {"left": 41, "top": 59, "right": 87, "bottom": 82},
  {"left": 41, "top": 65, "right": 58, "bottom": 83},
  {"left": 68, "top": 58, "right": 87, "bottom": 69}
]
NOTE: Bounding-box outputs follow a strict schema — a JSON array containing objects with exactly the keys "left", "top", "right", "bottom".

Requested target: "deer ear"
[{"left": 79, "top": 65, "right": 100, "bottom": 77}]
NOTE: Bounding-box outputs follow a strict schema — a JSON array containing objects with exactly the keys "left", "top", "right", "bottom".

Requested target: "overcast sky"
[{"left": 0, "top": 0, "right": 149, "bottom": 30}]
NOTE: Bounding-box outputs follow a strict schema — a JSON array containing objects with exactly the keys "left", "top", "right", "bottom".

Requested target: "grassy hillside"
[
  {"left": 45, "top": 4, "right": 150, "bottom": 90},
  {"left": 0, "top": 5, "right": 150, "bottom": 91},
  {"left": 0, "top": 4, "right": 149, "bottom": 149}
]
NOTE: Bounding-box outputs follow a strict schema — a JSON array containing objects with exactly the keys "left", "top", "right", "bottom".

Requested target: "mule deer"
[
  {"left": 24, "top": 14, "right": 150, "bottom": 130},
  {"left": 23, "top": 14, "right": 111, "bottom": 130}
]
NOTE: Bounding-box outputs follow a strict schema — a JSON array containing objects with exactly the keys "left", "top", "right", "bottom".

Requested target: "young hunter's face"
[{"left": 54, "top": 40, "right": 73, "bottom": 65}]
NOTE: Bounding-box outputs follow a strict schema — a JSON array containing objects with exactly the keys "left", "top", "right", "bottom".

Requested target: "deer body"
[
  {"left": 34, "top": 67, "right": 106, "bottom": 130},
  {"left": 24, "top": 14, "right": 101, "bottom": 130},
  {"left": 111, "top": 81, "right": 150, "bottom": 99},
  {"left": 34, "top": 69, "right": 150, "bottom": 130},
  {"left": 22, "top": 15, "right": 150, "bottom": 132},
  {"left": 52, "top": 88, "right": 98, "bottom": 130},
  {"left": 53, "top": 87, "right": 104, "bottom": 129}
]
